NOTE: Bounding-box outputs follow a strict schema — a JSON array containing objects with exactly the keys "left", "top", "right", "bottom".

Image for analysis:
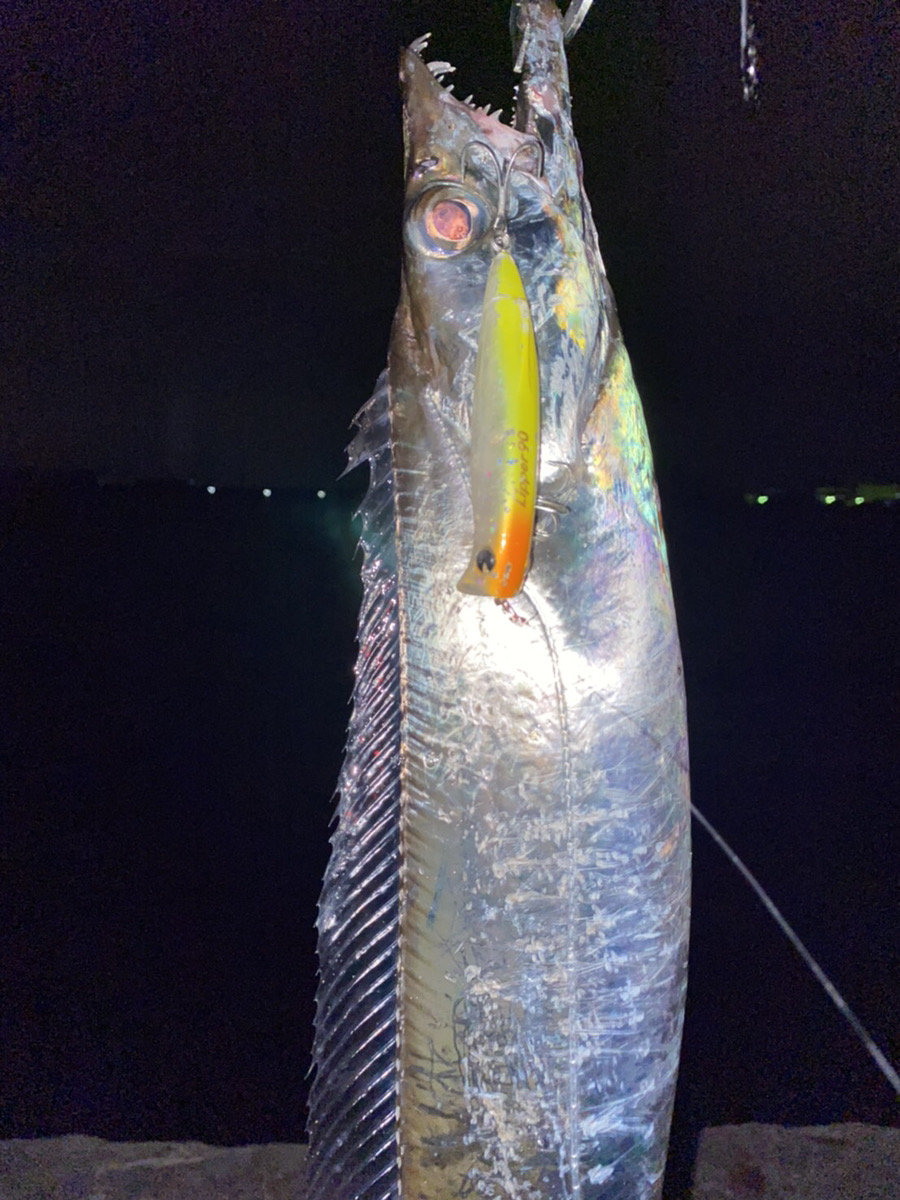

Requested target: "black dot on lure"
[{"left": 476, "top": 547, "right": 495, "bottom": 572}]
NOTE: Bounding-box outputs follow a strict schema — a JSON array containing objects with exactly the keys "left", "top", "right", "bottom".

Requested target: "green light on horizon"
[
  {"left": 854, "top": 495, "right": 864, "bottom": 505},
  {"left": 824, "top": 494, "right": 836, "bottom": 504},
  {"left": 757, "top": 494, "right": 769, "bottom": 505}
]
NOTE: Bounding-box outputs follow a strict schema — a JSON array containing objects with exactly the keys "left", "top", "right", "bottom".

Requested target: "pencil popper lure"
[
  {"left": 308, "top": 2, "right": 691, "bottom": 1197},
  {"left": 455, "top": 139, "right": 542, "bottom": 600}
]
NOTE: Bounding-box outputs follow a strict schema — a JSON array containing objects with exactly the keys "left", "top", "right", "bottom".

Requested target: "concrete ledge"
[
  {"left": 692, "top": 1123, "right": 900, "bottom": 1200},
  {"left": 0, "top": 1135, "right": 308, "bottom": 1200},
  {"left": 3, "top": 1125, "right": 898, "bottom": 1198}
]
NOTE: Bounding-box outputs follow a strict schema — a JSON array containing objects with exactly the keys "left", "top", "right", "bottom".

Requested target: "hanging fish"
[{"left": 308, "top": 2, "right": 691, "bottom": 1197}]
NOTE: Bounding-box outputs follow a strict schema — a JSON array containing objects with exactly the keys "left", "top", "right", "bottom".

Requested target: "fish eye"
[
  {"left": 426, "top": 200, "right": 471, "bottom": 244},
  {"left": 406, "top": 185, "right": 489, "bottom": 258}
]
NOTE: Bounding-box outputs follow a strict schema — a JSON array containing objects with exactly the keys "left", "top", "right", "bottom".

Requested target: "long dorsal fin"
[{"left": 307, "top": 372, "right": 401, "bottom": 1198}]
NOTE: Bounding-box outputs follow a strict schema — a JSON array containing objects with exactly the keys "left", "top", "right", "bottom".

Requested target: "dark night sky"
[
  {"left": 1, "top": 1, "right": 899, "bottom": 1193},
  {"left": 2, "top": 0, "right": 897, "bottom": 489}
]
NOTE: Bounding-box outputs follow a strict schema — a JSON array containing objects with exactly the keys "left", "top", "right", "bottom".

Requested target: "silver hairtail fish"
[{"left": 308, "top": 2, "right": 691, "bottom": 1197}]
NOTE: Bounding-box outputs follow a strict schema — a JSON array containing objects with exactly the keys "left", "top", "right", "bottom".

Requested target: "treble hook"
[{"left": 460, "top": 138, "right": 545, "bottom": 249}]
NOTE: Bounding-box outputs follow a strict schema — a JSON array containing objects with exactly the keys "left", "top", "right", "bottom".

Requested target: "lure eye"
[
  {"left": 475, "top": 547, "right": 495, "bottom": 572},
  {"left": 406, "top": 184, "right": 489, "bottom": 258}
]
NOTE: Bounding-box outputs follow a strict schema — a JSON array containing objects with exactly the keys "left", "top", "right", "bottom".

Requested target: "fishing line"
[
  {"left": 587, "top": 678, "right": 898, "bottom": 1096},
  {"left": 691, "top": 802, "right": 900, "bottom": 1098}
]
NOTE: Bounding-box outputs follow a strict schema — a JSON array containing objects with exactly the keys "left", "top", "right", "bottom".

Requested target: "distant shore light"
[
  {"left": 824, "top": 494, "right": 836, "bottom": 504},
  {"left": 854, "top": 495, "right": 864, "bottom": 505},
  {"left": 206, "top": 485, "right": 216, "bottom": 495},
  {"left": 756, "top": 494, "right": 768, "bottom": 505},
  {"left": 317, "top": 489, "right": 326, "bottom": 499},
  {"left": 262, "top": 488, "right": 272, "bottom": 497}
]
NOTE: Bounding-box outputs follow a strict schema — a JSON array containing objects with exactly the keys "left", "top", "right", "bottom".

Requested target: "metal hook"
[{"left": 461, "top": 138, "right": 545, "bottom": 249}]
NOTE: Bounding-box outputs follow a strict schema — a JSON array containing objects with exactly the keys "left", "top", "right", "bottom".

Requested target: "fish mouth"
[
  {"left": 400, "top": 0, "right": 579, "bottom": 204},
  {"left": 403, "top": 35, "right": 527, "bottom": 146}
]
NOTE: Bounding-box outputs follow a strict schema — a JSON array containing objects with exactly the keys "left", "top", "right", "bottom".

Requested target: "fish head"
[{"left": 395, "top": 0, "right": 612, "bottom": 483}]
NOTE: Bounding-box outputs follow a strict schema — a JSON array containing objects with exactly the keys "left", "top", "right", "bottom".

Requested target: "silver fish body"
[{"left": 309, "top": 3, "right": 690, "bottom": 1198}]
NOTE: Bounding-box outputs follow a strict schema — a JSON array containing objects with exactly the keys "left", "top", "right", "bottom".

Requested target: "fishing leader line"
[
  {"left": 582, "top": 685, "right": 897, "bottom": 1095},
  {"left": 691, "top": 802, "right": 900, "bottom": 1098}
]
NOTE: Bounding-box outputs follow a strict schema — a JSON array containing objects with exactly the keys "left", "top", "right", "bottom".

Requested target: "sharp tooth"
[
  {"left": 427, "top": 60, "right": 456, "bottom": 78},
  {"left": 409, "top": 32, "right": 432, "bottom": 55}
]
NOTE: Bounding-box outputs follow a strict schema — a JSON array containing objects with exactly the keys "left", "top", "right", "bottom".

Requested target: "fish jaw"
[
  {"left": 399, "top": 49, "right": 532, "bottom": 181},
  {"left": 400, "top": 1, "right": 587, "bottom": 218},
  {"left": 512, "top": 0, "right": 591, "bottom": 226}
]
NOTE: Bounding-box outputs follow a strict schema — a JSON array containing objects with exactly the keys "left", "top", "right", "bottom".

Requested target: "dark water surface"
[{"left": 2, "top": 475, "right": 897, "bottom": 1194}]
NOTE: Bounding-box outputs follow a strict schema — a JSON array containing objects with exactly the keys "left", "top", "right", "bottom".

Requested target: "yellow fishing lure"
[{"left": 456, "top": 145, "right": 542, "bottom": 600}]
